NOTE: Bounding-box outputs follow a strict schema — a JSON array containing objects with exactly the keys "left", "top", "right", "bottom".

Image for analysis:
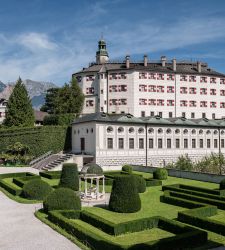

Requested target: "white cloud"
[{"left": 17, "top": 32, "right": 58, "bottom": 51}]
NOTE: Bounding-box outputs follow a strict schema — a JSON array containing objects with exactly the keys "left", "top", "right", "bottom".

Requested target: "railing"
[{"left": 29, "top": 151, "right": 52, "bottom": 166}]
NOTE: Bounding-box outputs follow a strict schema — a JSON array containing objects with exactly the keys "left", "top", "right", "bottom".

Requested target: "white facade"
[
  {"left": 72, "top": 114, "right": 225, "bottom": 168},
  {"left": 0, "top": 99, "right": 7, "bottom": 124},
  {"left": 73, "top": 41, "right": 225, "bottom": 120}
]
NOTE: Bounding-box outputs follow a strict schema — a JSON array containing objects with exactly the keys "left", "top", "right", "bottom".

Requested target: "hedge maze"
[
  {"left": 47, "top": 209, "right": 207, "bottom": 250},
  {"left": 161, "top": 183, "right": 225, "bottom": 239}
]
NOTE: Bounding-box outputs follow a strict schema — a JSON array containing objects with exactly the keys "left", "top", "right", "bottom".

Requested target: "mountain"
[
  {"left": 0, "top": 81, "right": 6, "bottom": 93},
  {"left": 0, "top": 79, "right": 58, "bottom": 110}
]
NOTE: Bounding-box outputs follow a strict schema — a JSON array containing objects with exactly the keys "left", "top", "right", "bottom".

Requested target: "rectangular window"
[
  {"left": 169, "top": 112, "right": 173, "bottom": 118},
  {"left": 192, "top": 139, "right": 196, "bottom": 148},
  {"left": 150, "top": 111, "right": 154, "bottom": 117},
  {"left": 101, "top": 89, "right": 103, "bottom": 94},
  {"left": 221, "top": 139, "right": 225, "bottom": 148},
  {"left": 159, "top": 112, "right": 162, "bottom": 118},
  {"left": 212, "top": 113, "right": 215, "bottom": 119},
  {"left": 176, "top": 139, "right": 180, "bottom": 149},
  {"left": 118, "top": 138, "right": 124, "bottom": 149},
  {"left": 139, "top": 138, "right": 144, "bottom": 149},
  {"left": 107, "top": 138, "right": 113, "bottom": 149},
  {"left": 129, "top": 138, "right": 134, "bottom": 149},
  {"left": 214, "top": 139, "right": 218, "bottom": 148},
  {"left": 202, "top": 113, "right": 206, "bottom": 119},
  {"left": 149, "top": 138, "right": 154, "bottom": 148},
  {"left": 191, "top": 113, "right": 195, "bottom": 119},
  {"left": 167, "top": 139, "right": 171, "bottom": 149},
  {"left": 207, "top": 139, "right": 211, "bottom": 148},
  {"left": 184, "top": 139, "right": 188, "bottom": 149},
  {"left": 158, "top": 138, "right": 163, "bottom": 148},
  {"left": 141, "top": 111, "right": 145, "bottom": 117},
  {"left": 182, "top": 112, "right": 186, "bottom": 118},
  {"left": 199, "top": 139, "right": 203, "bottom": 148}
]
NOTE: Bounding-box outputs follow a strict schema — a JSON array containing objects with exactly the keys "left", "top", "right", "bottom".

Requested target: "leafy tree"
[
  {"left": 41, "top": 78, "right": 84, "bottom": 117},
  {"left": 40, "top": 88, "right": 60, "bottom": 114},
  {"left": 4, "top": 78, "right": 34, "bottom": 127},
  {"left": 175, "top": 154, "right": 193, "bottom": 171}
]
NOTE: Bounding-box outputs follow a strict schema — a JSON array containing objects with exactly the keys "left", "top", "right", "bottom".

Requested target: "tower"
[{"left": 96, "top": 39, "right": 109, "bottom": 64}]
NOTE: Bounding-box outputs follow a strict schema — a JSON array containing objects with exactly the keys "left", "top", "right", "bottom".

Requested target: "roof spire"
[{"left": 96, "top": 38, "right": 109, "bottom": 64}]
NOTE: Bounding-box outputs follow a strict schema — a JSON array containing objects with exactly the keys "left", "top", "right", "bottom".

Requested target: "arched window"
[
  {"left": 107, "top": 126, "right": 113, "bottom": 133},
  {"left": 175, "top": 129, "right": 180, "bottom": 134},
  {"left": 158, "top": 128, "right": 163, "bottom": 134},
  {"left": 138, "top": 127, "right": 144, "bottom": 134},
  {"left": 129, "top": 127, "right": 134, "bottom": 133},
  {"left": 199, "top": 129, "right": 203, "bottom": 135},
  {"left": 86, "top": 129, "right": 89, "bottom": 134},
  {"left": 118, "top": 127, "right": 124, "bottom": 133},
  {"left": 206, "top": 130, "right": 211, "bottom": 135},
  {"left": 214, "top": 130, "right": 218, "bottom": 135},
  {"left": 91, "top": 128, "right": 94, "bottom": 133},
  {"left": 191, "top": 129, "right": 196, "bottom": 134},
  {"left": 148, "top": 128, "right": 154, "bottom": 134},
  {"left": 221, "top": 130, "right": 225, "bottom": 135},
  {"left": 166, "top": 128, "right": 172, "bottom": 134},
  {"left": 183, "top": 129, "right": 188, "bottom": 134}
]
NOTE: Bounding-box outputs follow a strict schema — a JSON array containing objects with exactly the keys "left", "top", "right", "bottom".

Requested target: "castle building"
[
  {"left": 71, "top": 40, "right": 225, "bottom": 168},
  {"left": 73, "top": 40, "right": 225, "bottom": 120}
]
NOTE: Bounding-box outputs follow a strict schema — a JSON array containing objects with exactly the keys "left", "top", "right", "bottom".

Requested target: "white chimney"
[
  {"left": 161, "top": 56, "right": 167, "bottom": 67},
  {"left": 125, "top": 55, "right": 130, "bottom": 69},
  {"left": 172, "top": 58, "right": 176, "bottom": 71},
  {"left": 144, "top": 55, "right": 148, "bottom": 67},
  {"left": 197, "top": 61, "right": 201, "bottom": 73}
]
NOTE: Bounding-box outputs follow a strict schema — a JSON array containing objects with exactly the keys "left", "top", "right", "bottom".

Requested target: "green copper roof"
[{"left": 72, "top": 113, "right": 225, "bottom": 128}]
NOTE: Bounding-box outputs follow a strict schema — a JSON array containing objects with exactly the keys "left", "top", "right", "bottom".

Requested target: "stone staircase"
[{"left": 32, "top": 153, "right": 73, "bottom": 171}]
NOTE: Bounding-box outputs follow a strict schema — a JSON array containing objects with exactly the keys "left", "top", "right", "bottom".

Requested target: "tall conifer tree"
[{"left": 4, "top": 77, "right": 34, "bottom": 127}]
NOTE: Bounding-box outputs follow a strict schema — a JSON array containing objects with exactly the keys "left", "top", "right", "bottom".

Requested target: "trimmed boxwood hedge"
[
  {"left": 59, "top": 163, "right": 79, "bottom": 191},
  {"left": 220, "top": 178, "right": 225, "bottom": 190},
  {"left": 39, "top": 171, "right": 61, "bottom": 179},
  {"left": 0, "top": 179, "right": 22, "bottom": 196},
  {"left": 13, "top": 175, "right": 41, "bottom": 188},
  {"left": 109, "top": 175, "right": 141, "bottom": 213},
  {"left": 0, "top": 126, "right": 71, "bottom": 157},
  {"left": 145, "top": 179, "right": 162, "bottom": 187},
  {"left": 22, "top": 179, "right": 53, "bottom": 200},
  {"left": 47, "top": 210, "right": 207, "bottom": 250},
  {"left": 153, "top": 168, "right": 168, "bottom": 180},
  {"left": 122, "top": 165, "right": 133, "bottom": 174},
  {"left": 43, "top": 188, "right": 81, "bottom": 212},
  {"left": 132, "top": 175, "right": 146, "bottom": 193}
]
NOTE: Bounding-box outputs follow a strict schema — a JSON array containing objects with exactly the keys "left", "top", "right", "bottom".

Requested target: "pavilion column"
[
  {"left": 91, "top": 178, "right": 93, "bottom": 188},
  {"left": 102, "top": 176, "right": 105, "bottom": 194},
  {"left": 79, "top": 177, "right": 81, "bottom": 191},
  {"left": 85, "top": 178, "right": 87, "bottom": 197},
  {"left": 96, "top": 178, "right": 99, "bottom": 200}
]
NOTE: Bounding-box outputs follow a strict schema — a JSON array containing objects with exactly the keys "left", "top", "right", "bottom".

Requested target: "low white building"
[{"left": 72, "top": 112, "right": 225, "bottom": 168}]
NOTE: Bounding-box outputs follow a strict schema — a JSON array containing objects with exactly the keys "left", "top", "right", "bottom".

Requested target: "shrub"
[
  {"left": 43, "top": 187, "right": 81, "bottom": 212},
  {"left": 220, "top": 179, "right": 225, "bottom": 190},
  {"left": 175, "top": 154, "right": 193, "bottom": 171},
  {"left": 109, "top": 175, "right": 141, "bottom": 213},
  {"left": 22, "top": 179, "right": 53, "bottom": 200},
  {"left": 133, "top": 175, "right": 146, "bottom": 193},
  {"left": 59, "top": 163, "right": 79, "bottom": 191},
  {"left": 145, "top": 179, "right": 162, "bottom": 187},
  {"left": 122, "top": 165, "right": 133, "bottom": 174},
  {"left": 153, "top": 168, "right": 168, "bottom": 180},
  {"left": 86, "top": 163, "right": 103, "bottom": 175}
]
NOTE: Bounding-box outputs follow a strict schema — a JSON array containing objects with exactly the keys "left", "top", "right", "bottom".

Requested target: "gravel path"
[{"left": 0, "top": 167, "right": 80, "bottom": 250}]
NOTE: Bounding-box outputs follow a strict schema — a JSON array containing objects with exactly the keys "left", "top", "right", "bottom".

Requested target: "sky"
[{"left": 0, "top": 0, "right": 225, "bottom": 86}]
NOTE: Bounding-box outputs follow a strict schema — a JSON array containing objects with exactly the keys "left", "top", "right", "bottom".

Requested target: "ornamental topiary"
[
  {"left": 59, "top": 163, "right": 79, "bottom": 191},
  {"left": 86, "top": 163, "right": 103, "bottom": 175},
  {"left": 133, "top": 175, "right": 146, "bottom": 193},
  {"left": 109, "top": 175, "right": 141, "bottom": 213},
  {"left": 22, "top": 179, "right": 53, "bottom": 200},
  {"left": 220, "top": 179, "right": 225, "bottom": 190},
  {"left": 43, "top": 187, "right": 81, "bottom": 212},
  {"left": 122, "top": 165, "right": 133, "bottom": 174},
  {"left": 153, "top": 168, "right": 168, "bottom": 180}
]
